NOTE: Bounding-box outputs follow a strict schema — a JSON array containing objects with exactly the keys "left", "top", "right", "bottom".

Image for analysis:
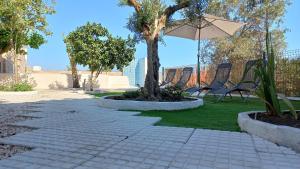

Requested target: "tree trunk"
[
  {"left": 13, "top": 48, "right": 20, "bottom": 84},
  {"left": 89, "top": 71, "right": 94, "bottom": 91},
  {"left": 144, "top": 36, "right": 160, "bottom": 100},
  {"left": 69, "top": 57, "right": 80, "bottom": 88}
]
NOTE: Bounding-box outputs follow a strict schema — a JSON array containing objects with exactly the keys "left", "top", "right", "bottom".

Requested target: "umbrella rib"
[{"left": 186, "top": 19, "right": 217, "bottom": 29}]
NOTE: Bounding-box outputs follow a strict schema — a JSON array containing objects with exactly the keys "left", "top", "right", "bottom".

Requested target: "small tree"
[
  {"left": 0, "top": 0, "right": 55, "bottom": 82},
  {"left": 66, "top": 22, "right": 135, "bottom": 91},
  {"left": 64, "top": 37, "right": 80, "bottom": 88}
]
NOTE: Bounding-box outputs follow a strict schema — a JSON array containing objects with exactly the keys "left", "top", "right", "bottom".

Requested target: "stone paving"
[{"left": 0, "top": 90, "right": 299, "bottom": 169}]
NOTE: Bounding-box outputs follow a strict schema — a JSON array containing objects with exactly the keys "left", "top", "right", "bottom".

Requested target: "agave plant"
[{"left": 255, "top": 28, "right": 298, "bottom": 120}]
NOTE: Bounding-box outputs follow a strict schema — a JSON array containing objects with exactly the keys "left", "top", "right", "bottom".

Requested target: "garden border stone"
[
  {"left": 98, "top": 96, "right": 203, "bottom": 111},
  {"left": 238, "top": 111, "right": 300, "bottom": 152}
]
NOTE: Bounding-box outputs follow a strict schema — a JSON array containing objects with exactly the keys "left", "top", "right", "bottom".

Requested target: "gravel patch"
[
  {"left": 0, "top": 103, "right": 39, "bottom": 160},
  {"left": 0, "top": 125, "right": 35, "bottom": 138},
  {"left": 0, "top": 144, "right": 31, "bottom": 160},
  {"left": 0, "top": 115, "right": 36, "bottom": 124}
]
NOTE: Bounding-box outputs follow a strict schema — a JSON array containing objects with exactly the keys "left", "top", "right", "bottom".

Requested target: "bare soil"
[{"left": 249, "top": 111, "right": 300, "bottom": 129}]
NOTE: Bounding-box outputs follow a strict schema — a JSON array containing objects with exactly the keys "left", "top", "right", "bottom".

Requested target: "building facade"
[
  {"left": 136, "top": 57, "right": 147, "bottom": 87},
  {"left": 123, "top": 58, "right": 137, "bottom": 87},
  {"left": 0, "top": 49, "right": 28, "bottom": 74},
  {"left": 123, "top": 57, "right": 148, "bottom": 87}
]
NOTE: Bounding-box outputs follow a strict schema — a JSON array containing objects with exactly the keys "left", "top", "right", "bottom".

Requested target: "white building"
[
  {"left": 136, "top": 57, "right": 147, "bottom": 87},
  {"left": 123, "top": 57, "right": 148, "bottom": 87},
  {"left": 123, "top": 59, "right": 137, "bottom": 87}
]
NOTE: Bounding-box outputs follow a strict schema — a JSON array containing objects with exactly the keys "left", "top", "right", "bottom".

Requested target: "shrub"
[
  {"left": 160, "top": 86, "right": 184, "bottom": 101},
  {"left": 11, "top": 82, "right": 33, "bottom": 91},
  {"left": 123, "top": 90, "right": 141, "bottom": 99},
  {"left": 0, "top": 81, "right": 33, "bottom": 92}
]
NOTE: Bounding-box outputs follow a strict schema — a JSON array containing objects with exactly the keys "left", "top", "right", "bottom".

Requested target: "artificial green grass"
[
  {"left": 139, "top": 96, "right": 300, "bottom": 132},
  {"left": 92, "top": 92, "right": 300, "bottom": 132},
  {"left": 92, "top": 92, "right": 124, "bottom": 98}
]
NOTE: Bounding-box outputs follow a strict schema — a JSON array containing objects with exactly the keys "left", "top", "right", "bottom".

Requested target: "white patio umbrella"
[{"left": 164, "top": 14, "right": 245, "bottom": 86}]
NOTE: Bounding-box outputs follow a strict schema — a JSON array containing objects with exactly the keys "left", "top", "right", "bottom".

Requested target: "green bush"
[
  {"left": 11, "top": 82, "right": 33, "bottom": 91},
  {"left": 0, "top": 82, "right": 33, "bottom": 92},
  {"left": 120, "top": 86, "right": 185, "bottom": 101},
  {"left": 123, "top": 90, "right": 141, "bottom": 99},
  {"left": 160, "top": 86, "right": 184, "bottom": 101}
]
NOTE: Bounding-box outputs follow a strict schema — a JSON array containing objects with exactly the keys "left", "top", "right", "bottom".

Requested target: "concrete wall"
[
  {"left": 0, "top": 71, "right": 130, "bottom": 90},
  {"left": 28, "top": 71, "right": 130, "bottom": 90}
]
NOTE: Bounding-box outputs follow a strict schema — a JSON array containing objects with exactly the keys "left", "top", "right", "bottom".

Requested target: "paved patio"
[{"left": 0, "top": 90, "right": 299, "bottom": 169}]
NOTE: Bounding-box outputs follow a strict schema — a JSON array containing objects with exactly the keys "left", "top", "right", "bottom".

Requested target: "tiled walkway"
[{"left": 0, "top": 90, "right": 299, "bottom": 169}]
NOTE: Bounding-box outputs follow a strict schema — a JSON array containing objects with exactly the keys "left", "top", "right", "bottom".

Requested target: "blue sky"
[{"left": 28, "top": 0, "right": 300, "bottom": 70}]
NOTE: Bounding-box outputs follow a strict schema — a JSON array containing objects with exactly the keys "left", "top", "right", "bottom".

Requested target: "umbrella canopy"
[
  {"left": 164, "top": 14, "right": 245, "bottom": 40},
  {"left": 164, "top": 14, "right": 245, "bottom": 87}
]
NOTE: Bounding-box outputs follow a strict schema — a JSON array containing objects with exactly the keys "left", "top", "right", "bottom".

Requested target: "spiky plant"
[{"left": 255, "top": 28, "right": 297, "bottom": 120}]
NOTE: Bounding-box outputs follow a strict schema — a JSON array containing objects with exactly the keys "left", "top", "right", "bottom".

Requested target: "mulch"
[{"left": 249, "top": 111, "right": 300, "bottom": 129}]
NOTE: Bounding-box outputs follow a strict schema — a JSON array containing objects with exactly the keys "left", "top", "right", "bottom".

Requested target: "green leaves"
[
  {"left": 255, "top": 30, "right": 281, "bottom": 116},
  {"left": 255, "top": 26, "right": 297, "bottom": 120},
  {"left": 64, "top": 22, "right": 136, "bottom": 77},
  {"left": 0, "top": 0, "right": 55, "bottom": 54},
  {"left": 27, "top": 33, "right": 45, "bottom": 49},
  {"left": 122, "top": 0, "right": 167, "bottom": 41},
  {"left": 207, "top": 0, "right": 289, "bottom": 66}
]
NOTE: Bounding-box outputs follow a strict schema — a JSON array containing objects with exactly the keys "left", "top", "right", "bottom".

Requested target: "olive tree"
[
  {"left": 120, "top": 0, "right": 208, "bottom": 100},
  {"left": 65, "top": 22, "right": 135, "bottom": 91}
]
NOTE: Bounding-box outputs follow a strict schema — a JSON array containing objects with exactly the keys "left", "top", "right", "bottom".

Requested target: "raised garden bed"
[
  {"left": 249, "top": 111, "right": 300, "bottom": 129},
  {"left": 238, "top": 111, "right": 300, "bottom": 152},
  {"left": 99, "top": 96, "right": 203, "bottom": 111}
]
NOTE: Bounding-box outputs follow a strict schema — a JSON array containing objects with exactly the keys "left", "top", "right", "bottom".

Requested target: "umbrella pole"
[
  {"left": 197, "top": 17, "right": 202, "bottom": 88},
  {"left": 197, "top": 39, "right": 201, "bottom": 87}
]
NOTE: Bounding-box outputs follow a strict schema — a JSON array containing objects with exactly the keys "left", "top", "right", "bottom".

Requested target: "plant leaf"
[{"left": 277, "top": 94, "right": 298, "bottom": 120}]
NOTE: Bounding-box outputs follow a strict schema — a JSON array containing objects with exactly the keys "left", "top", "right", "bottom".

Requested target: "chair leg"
[
  {"left": 217, "top": 93, "right": 226, "bottom": 102},
  {"left": 239, "top": 91, "right": 244, "bottom": 100},
  {"left": 244, "top": 91, "right": 251, "bottom": 102},
  {"left": 229, "top": 93, "right": 232, "bottom": 99}
]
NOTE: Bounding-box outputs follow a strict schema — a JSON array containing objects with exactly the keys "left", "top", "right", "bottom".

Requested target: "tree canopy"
[
  {"left": 64, "top": 22, "right": 136, "bottom": 90},
  {"left": 0, "top": 0, "right": 55, "bottom": 55},
  {"left": 205, "top": 0, "right": 290, "bottom": 64},
  {"left": 65, "top": 22, "right": 135, "bottom": 76}
]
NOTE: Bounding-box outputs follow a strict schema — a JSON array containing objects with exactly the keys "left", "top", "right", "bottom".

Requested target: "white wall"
[{"left": 27, "top": 71, "right": 130, "bottom": 90}]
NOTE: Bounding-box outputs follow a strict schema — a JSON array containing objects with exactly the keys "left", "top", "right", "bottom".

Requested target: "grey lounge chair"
[
  {"left": 186, "top": 63, "right": 232, "bottom": 97},
  {"left": 221, "top": 59, "right": 260, "bottom": 100},
  {"left": 174, "top": 67, "right": 193, "bottom": 89},
  {"left": 160, "top": 69, "right": 176, "bottom": 87}
]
